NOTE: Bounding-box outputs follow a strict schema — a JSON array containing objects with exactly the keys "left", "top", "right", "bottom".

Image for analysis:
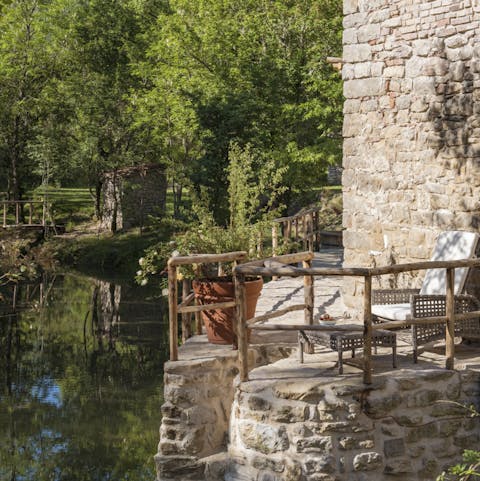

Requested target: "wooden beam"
[
  {"left": 303, "top": 258, "right": 314, "bottom": 325},
  {"left": 169, "top": 251, "right": 248, "bottom": 266},
  {"left": 181, "top": 279, "right": 192, "bottom": 342},
  {"left": 235, "top": 274, "right": 249, "bottom": 382},
  {"left": 178, "top": 300, "right": 236, "bottom": 314},
  {"left": 445, "top": 268, "right": 455, "bottom": 370},
  {"left": 168, "top": 264, "right": 179, "bottom": 361},
  {"left": 363, "top": 276, "right": 373, "bottom": 385},
  {"left": 235, "top": 265, "right": 371, "bottom": 277},
  {"left": 247, "top": 304, "right": 305, "bottom": 326},
  {"left": 177, "top": 292, "right": 195, "bottom": 309},
  {"left": 250, "top": 323, "right": 362, "bottom": 331}
]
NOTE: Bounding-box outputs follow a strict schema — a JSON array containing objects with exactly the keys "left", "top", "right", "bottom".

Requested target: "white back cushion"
[{"left": 420, "top": 231, "right": 479, "bottom": 295}]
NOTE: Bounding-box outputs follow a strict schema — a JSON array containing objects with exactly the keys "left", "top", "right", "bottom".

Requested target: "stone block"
[
  {"left": 384, "top": 458, "right": 413, "bottom": 475},
  {"left": 344, "top": 78, "right": 386, "bottom": 98},
  {"left": 303, "top": 455, "right": 336, "bottom": 474},
  {"left": 357, "top": 23, "right": 381, "bottom": 43},
  {"left": 343, "top": 0, "right": 358, "bottom": 15},
  {"left": 238, "top": 421, "right": 289, "bottom": 454},
  {"left": 405, "top": 423, "right": 438, "bottom": 443},
  {"left": 353, "top": 452, "right": 383, "bottom": 471},
  {"left": 252, "top": 456, "right": 285, "bottom": 473},
  {"left": 343, "top": 28, "right": 357, "bottom": 45},
  {"left": 344, "top": 44, "right": 372, "bottom": 63},
  {"left": 383, "top": 66, "right": 405, "bottom": 78},
  {"left": 384, "top": 438, "right": 406, "bottom": 458},
  {"left": 271, "top": 404, "right": 308, "bottom": 423},
  {"left": 296, "top": 436, "right": 333, "bottom": 454},
  {"left": 445, "top": 34, "right": 468, "bottom": 49},
  {"left": 413, "top": 76, "right": 437, "bottom": 95}
]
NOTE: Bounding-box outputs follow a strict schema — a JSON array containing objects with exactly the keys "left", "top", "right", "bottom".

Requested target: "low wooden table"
[{"left": 298, "top": 325, "right": 397, "bottom": 374}]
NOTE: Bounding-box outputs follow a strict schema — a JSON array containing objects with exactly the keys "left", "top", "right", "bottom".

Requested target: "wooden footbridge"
[{"left": 1, "top": 198, "right": 53, "bottom": 230}]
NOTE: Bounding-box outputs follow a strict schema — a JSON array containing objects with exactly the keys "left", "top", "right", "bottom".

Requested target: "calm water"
[{"left": 0, "top": 274, "right": 168, "bottom": 481}]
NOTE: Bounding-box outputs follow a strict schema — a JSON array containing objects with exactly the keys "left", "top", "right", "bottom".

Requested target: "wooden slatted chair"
[{"left": 372, "top": 230, "right": 480, "bottom": 362}]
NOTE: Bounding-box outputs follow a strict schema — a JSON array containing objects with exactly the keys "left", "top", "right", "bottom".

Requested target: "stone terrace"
[{"left": 155, "top": 248, "right": 480, "bottom": 481}]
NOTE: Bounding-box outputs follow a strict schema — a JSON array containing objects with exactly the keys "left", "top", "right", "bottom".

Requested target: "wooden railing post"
[
  {"left": 168, "top": 261, "right": 179, "bottom": 361},
  {"left": 272, "top": 223, "right": 278, "bottom": 256},
  {"left": 445, "top": 267, "right": 455, "bottom": 370},
  {"left": 182, "top": 279, "right": 192, "bottom": 342},
  {"left": 2, "top": 202, "right": 6, "bottom": 227},
  {"left": 303, "top": 258, "right": 314, "bottom": 325},
  {"left": 15, "top": 202, "right": 20, "bottom": 224},
  {"left": 235, "top": 272, "right": 249, "bottom": 382},
  {"left": 314, "top": 210, "right": 321, "bottom": 251},
  {"left": 303, "top": 257, "right": 315, "bottom": 354},
  {"left": 28, "top": 202, "right": 33, "bottom": 224},
  {"left": 363, "top": 275, "right": 373, "bottom": 384}
]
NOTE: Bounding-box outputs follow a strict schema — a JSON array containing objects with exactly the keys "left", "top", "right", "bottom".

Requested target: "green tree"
[{"left": 143, "top": 0, "right": 342, "bottom": 222}]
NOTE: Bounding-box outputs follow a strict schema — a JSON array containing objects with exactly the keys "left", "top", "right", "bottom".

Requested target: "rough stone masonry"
[{"left": 342, "top": 0, "right": 480, "bottom": 309}]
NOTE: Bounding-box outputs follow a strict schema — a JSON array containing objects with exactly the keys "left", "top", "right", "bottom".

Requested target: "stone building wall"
[
  {"left": 342, "top": 0, "right": 480, "bottom": 309},
  {"left": 101, "top": 164, "right": 166, "bottom": 232},
  {"left": 226, "top": 368, "right": 480, "bottom": 480}
]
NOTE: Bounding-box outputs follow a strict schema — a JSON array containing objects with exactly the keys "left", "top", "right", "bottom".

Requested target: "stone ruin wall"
[
  {"left": 101, "top": 166, "right": 167, "bottom": 232},
  {"left": 342, "top": 0, "right": 480, "bottom": 310}
]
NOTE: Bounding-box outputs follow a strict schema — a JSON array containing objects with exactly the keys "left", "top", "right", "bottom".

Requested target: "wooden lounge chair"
[{"left": 372, "top": 230, "right": 480, "bottom": 362}]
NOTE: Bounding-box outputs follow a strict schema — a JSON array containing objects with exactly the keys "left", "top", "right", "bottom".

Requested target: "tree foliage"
[{"left": 0, "top": 0, "right": 342, "bottom": 222}]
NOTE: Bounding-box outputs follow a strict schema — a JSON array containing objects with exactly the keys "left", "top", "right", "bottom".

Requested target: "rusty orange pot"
[{"left": 192, "top": 277, "right": 263, "bottom": 345}]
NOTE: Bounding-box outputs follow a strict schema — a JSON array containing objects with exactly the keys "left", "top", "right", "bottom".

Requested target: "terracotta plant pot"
[{"left": 192, "top": 277, "right": 263, "bottom": 345}]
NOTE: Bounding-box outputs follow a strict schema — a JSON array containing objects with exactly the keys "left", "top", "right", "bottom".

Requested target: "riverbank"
[{"left": 0, "top": 224, "right": 163, "bottom": 284}]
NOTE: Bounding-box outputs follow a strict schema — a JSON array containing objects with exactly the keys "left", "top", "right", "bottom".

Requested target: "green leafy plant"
[
  {"left": 136, "top": 142, "right": 288, "bottom": 287},
  {"left": 437, "top": 404, "right": 480, "bottom": 481}
]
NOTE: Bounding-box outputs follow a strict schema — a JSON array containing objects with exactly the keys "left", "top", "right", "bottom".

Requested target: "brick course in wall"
[{"left": 342, "top": 0, "right": 480, "bottom": 310}]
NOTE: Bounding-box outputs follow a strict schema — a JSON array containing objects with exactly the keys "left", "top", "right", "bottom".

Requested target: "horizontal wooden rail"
[
  {"left": 370, "top": 258, "right": 480, "bottom": 275},
  {"left": 178, "top": 300, "right": 236, "bottom": 314},
  {"left": 250, "top": 323, "right": 363, "bottom": 332},
  {"left": 235, "top": 265, "right": 371, "bottom": 277},
  {"left": 168, "top": 251, "right": 248, "bottom": 267},
  {"left": 247, "top": 304, "right": 305, "bottom": 326},
  {"left": 178, "top": 292, "right": 195, "bottom": 309},
  {"left": 2, "top": 198, "right": 51, "bottom": 228}
]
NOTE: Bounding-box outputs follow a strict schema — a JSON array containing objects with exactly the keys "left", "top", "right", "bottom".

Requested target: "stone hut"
[
  {"left": 342, "top": 0, "right": 480, "bottom": 309},
  {"left": 101, "top": 164, "right": 167, "bottom": 232}
]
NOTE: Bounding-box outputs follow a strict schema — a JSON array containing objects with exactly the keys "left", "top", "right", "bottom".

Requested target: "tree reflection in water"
[{"left": 0, "top": 274, "right": 168, "bottom": 481}]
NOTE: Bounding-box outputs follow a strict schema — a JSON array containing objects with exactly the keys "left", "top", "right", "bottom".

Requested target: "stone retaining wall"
[
  {"left": 226, "top": 367, "right": 480, "bottom": 480},
  {"left": 155, "top": 339, "right": 294, "bottom": 481},
  {"left": 342, "top": 0, "right": 480, "bottom": 310}
]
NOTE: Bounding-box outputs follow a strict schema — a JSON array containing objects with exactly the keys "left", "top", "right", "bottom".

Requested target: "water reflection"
[{"left": 0, "top": 274, "right": 168, "bottom": 481}]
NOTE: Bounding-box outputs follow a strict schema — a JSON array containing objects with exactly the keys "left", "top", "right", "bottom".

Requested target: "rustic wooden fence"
[
  {"left": 272, "top": 207, "right": 322, "bottom": 254},
  {"left": 167, "top": 251, "right": 248, "bottom": 361},
  {"left": 233, "top": 256, "right": 480, "bottom": 384},
  {"left": 1, "top": 199, "right": 50, "bottom": 228}
]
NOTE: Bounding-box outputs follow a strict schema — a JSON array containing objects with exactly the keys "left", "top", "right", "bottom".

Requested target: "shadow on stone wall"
[{"left": 428, "top": 40, "right": 480, "bottom": 227}]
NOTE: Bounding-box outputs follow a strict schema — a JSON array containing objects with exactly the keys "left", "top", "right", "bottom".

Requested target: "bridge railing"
[
  {"left": 1, "top": 200, "right": 49, "bottom": 228},
  {"left": 272, "top": 207, "right": 322, "bottom": 254}
]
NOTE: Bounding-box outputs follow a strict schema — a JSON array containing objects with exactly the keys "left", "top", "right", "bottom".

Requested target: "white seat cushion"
[
  {"left": 372, "top": 303, "right": 412, "bottom": 322},
  {"left": 420, "top": 230, "right": 479, "bottom": 295}
]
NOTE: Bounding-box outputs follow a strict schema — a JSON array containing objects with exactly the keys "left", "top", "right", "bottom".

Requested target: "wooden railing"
[
  {"left": 272, "top": 207, "right": 322, "bottom": 254},
  {"left": 1, "top": 199, "right": 49, "bottom": 228},
  {"left": 167, "top": 251, "right": 248, "bottom": 361},
  {"left": 233, "top": 256, "right": 480, "bottom": 384}
]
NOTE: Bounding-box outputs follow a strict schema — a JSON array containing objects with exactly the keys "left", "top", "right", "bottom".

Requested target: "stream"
[{"left": 0, "top": 273, "right": 168, "bottom": 481}]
